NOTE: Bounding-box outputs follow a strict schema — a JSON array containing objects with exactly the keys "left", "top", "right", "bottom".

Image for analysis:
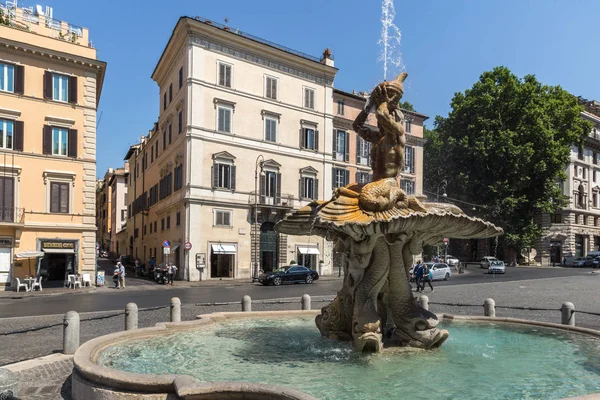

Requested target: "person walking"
[
  {"left": 414, "top": 261, "right": 424, "bottom": 292},
  {"left": 167, "top": 263, "right": 178, "bottom": 286},
  {"left": 113, "top": 264, "right": 120, "bottom": 289},
  {"left": 118, "top": 262, "right": 126, "bottom": 289},
  {"left": 421, "top": 263, "right": 434, "bottom": 292}
]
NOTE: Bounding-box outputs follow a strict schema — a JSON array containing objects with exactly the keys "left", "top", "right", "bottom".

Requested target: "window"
[
  {"left": 52, "top": 74, "right": 69, "bottom": 102},
  {"left": 159, "top": 172, "right": 173, "bottom": 199},
  {"left": 550, "top": 214, "right": 561, "bottom": 224},
  {"left": 154, "top": 221, "right": 157, "bottom": 232},
  {"left": 401, "top": 179, "right": 415, "bottom": 195},
  {"left": 121, "top": 209, "right": 127, "bottom": 221},
  {"left": 594, "top": 193, "right": 599, "bottom": 208},
  {"left": 151, "top": 144, "right": 154, "bottom": 163},
  {"left": 594, "top": 152, "right": 598, "bottom": 165},
  {"left": 174, "top": 164, "right": 183, "bottom": 191},
  {"left": 143, "top": 225, "right": 147, "bottom": 235},
  {"left": 332, "top": 168, "right": 349, "bottom": 188},
  {"left": 583, "top": 168, "right": 587, "bottom": 180},
  {"left": 300, "top": 127, "right": 317, "bottom": 150},
  {"left": 594, "top": 170, "right": 597, "bottom": 183},
  {"left": 574, "top": 165, "right": 578, "bottom": 177},
  {"left": 304, "top": 87, "right": 315, "bottom": 109},
  {"left": 213, "top": 162, "right": 236, "bottom": 190},
  {"left": 166, "top": 216, "right": 171, "bottom": 229},
  {"left": 260, "top": 170, "right": 280, "bottom": 204},
  {"left": 333, "top": 130, "right": 349, "bottom": 161},
  {"left": 176, "top": 212, "right": 181, "bottom": 226},
  {"left": 168, "top": 123, "right": 172, "bottom": 144},
  {"left": 265, "top": 118, "right": 277, "bottom": 142},
  {"left": 178, "top": 111, "right": 183, "bottom": 134},
  {"left": 215, "top": 210, "right": 232, "bottom": 227},
  {"left": 149, "top": 222, "right": 153, "bottom": 233},
  {"left": 218, "top": 62, "right": 232, "bottom": 88},
  {"left": 148, "top": 183, "right": 159, "bottom": 206},
  {"left": 52, "top": 127, "right": 68, "bottom": 156},
  {"left": 405, "top": 119, "right": 412, "bottom": 134},
  {"left": 357, "top": 138, "right": 370, "bottom": 165},
  {"left": 178, "top": 67, "right": 183, "bottom": 89},
  {"left": 265, "top": 76, "right": 278, "bottom": 100},
  {"left": 404, "top": 146, "right": 415, "bottom": 174},
  {"left": 217, "top": 106, "right": 232, "bottom": 133},
  {"left": 161, "top": 218, "right": 165, "bottom": 231},
  {"left": 169, "top": 83, "right": 173, "bottom": 103},
  {"left": 0, "top": 119, "right": 13, "bottom": 150},
  {"left": 163, "top": 92, "right": 167, "bottom": 111},
  {"left": 337, "top": 100, "right": 344, "bottom": 115},
  {"left": 50, "top": 182, "right": 69, "bottom": 213},
  {"left": 0, "top": 177, "right": 14, "bottom": 222},
  {"left": 163, "top": 130, "right": 166, "bottom": 150},
  {"left": 300, "top": 176, "right": 318, "bottom": 200},
  {"left": 0, "top": 63, "right": 14, "bottom": 92},
  {"left": 578, "top": 146, "right": 584, "bottom": 160},
  {"left": 356, "top": 171, "right": 370, "bottom": 184}
]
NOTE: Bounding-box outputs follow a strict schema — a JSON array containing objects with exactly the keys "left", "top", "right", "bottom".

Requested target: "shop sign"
[
  {"left": 41, "top": 241, "right": 75, "bottom": 250},
  {"left": 0, "top": 238, "right": 13, "bottom": 247}
]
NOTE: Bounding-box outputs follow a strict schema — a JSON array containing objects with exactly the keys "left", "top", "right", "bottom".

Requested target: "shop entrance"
[
  {"left": 40, "top": 253, "right": 75, "bottom": 281},
  {"left": 297, "top": 246, "right": 320, "bottom": 269},
  {"left": 550, "top": 242, "right": 562, "bottom": 264},
  {"left": 210, "top": 243, "right": 236, "bottom": 278}
]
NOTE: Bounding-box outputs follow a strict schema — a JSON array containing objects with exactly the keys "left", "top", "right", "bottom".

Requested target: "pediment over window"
[
  {"left": 212, "top": 151, "right": 236, "bottom": 161},
  {"left": 263, "top": 159, "right": 281, "bottom": 169},
  {"left": 299, "top": 166, "right": 318, "bottom": 175}
]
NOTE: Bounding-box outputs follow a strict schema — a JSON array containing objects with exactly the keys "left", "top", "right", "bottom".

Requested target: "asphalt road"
[{"left": 0, "top": 260, "right": 593, "bottom": 318}]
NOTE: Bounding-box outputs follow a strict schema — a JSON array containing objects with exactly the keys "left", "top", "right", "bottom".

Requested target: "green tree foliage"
[
  {"left": 424, "top": 66, "right": 591, "bottom": 250},
  {"left": 399, "top": 101, "right": 416, "bottom": 112}
]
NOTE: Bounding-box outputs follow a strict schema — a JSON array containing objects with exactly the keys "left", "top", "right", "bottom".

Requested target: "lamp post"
[{"left": 252, "top": 155, "right": 265, "bottom": 282}]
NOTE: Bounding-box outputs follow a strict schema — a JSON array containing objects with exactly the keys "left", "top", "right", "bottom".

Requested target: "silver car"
[{"left": 488, "top": 260, "right": 505, "bottom": 274}]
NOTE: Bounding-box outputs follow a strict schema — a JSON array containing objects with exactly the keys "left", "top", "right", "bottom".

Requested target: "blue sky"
[{"left": 42, "top": 0, "right": 600, "bottom": 176}]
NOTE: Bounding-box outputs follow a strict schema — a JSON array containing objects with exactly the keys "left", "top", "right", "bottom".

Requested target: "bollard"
[
  {"left": 63, "top": 311, "right": 80, "bottom": 355},
  {"left": 418, "top": 295, "right": 429, "bottom": 311},
  {"left": 561, "top": 302, "right": 575, "bottom": 326},
  {"left": 125, "top": 302, "right": 138, "bottom": 330},
  {"left": 242, "top": 295, "right": 252, "bottom": 312},
  {"left": 170, "top": 297, "right": 181, "bottom": 323},
  {"left": 301, "top": 294, "right": 311, "bottom": 310},
  {"left": 484, "top": 298, "right": 496, "bottom": 317}
]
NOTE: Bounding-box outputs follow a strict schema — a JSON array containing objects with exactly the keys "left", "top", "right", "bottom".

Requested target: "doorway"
[
  {"left": 40, "top": 253, "right": 75, "bottom": 281},
  {"left": 550, "top": 242, "right": 562, "bottom": 264},
  {"left": 210, "top": 253, "right": 234, "bottom": 277},
  {"left": 260, "top": 222, "right": 278, "bottom": 272}
]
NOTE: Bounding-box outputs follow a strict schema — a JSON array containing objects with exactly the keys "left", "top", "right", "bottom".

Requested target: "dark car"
[{"left": 258, "top": 265, "right": 319, "bottom": 286}]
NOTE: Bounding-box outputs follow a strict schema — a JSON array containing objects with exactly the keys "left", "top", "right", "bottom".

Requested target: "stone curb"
[{"left": 3, "top": 353, "right": 72, "bottom": 372}]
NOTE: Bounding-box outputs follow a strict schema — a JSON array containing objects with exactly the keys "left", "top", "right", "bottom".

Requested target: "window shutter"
[
  {"left": 355, "top": 171, "right": 359, "bottom": 184},
  {"left": 15, "top": 65, "right": 24, "bottom": 95},
  {"left": 60, "top": 183, "right": 69, "bottom": 213},
  {"left": 356, "top": 138, "right": 361, "bottom": 162},
  {"left": 272, "top": 80, "right": 277, "bottom": 100},
  {"left": 212, "top": 165, "right": 218, "bottom": 188},
  {"left": 275, "top": 173, "right": 282, "bottom": 205},
  {"left": 299, "top": 177, "right": 303, "bottom": 199},
  {"left": 314, "top": 178, "right": 319, "bottom": 200},
  {"left": 344, "top": 131, "right": 350, "bottom": 162},
  {"left": 42, "top": 125, "right": 52, "bottom": 155},
  {"left": 14, "top": 121, "right": 24, "bottom": 151},
  {"left": 332, "top": 130, "right": 337, "bottom": 159},
  {"left": 345, "top": 170, "right": 350, "bottom": 186},
  {"left": 68, "top": 129, "right": 78, "bottom": 157},
  {"left": 43, "top": 71, "right": 52, "bottom": 99},
  {"left": 50, "top": 182, "right": 58, "bottom": 213},
  {"left": 260, "top": 174, "right": 266, "bottom": 204},
  {"left": 314, "top": 130, "right": 319, "bottom": 151},
  {"left": 68, "top": 76, "right": 77, "bottom": 104},
  {"left": 332, "top": 167, "right": 336, "bottom": 189},
  {"left": 299, "top": 128, "right": 305, "bottom": 149},
  {"left": 231, "top": 165, "right": 237, "bottom": 191}
]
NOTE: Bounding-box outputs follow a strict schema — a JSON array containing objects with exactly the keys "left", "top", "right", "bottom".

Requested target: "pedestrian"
[
  {"left": 134, "top": 259, "right": 141, "bottom": 277},
  {"left": 562, "top": 257, "right": 567, "bottom": 267},
  {"left": 113, "top": 264, "right": 120, "bottom": 289},
  {"left": 118, "top": 262, "right": 126, "bottom": 289},
  {"left": 421, "top": 263, "right": 434, "bottom": 292},
  {"left": 414, "top": 261, "right": 424, "bottom": 292},
  {"left": 167, "top": 263, "right": 178, "bottom": 286}
]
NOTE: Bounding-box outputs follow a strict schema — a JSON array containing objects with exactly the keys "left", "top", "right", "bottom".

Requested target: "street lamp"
[
  {"left": 252, "top": 155, "right": 265, "bottom": 282},
  {"left": 436, "top": 179, "right": 448, "bottom": 202}
]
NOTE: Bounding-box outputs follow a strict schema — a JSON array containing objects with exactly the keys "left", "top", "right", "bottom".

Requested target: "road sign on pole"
[
  {"left": 162, "top": 240, "right": 171, "bottom": 248},
  {"left": 184, "top": 241, "right": 192, "bottom": 251},
  {"left": 163, "top": 247, "right": 171, "bottom": 255}
]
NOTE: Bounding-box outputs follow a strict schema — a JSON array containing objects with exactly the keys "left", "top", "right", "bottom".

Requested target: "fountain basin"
[{"left": 74, "top": 311, "right": 600, "bottom": 400}]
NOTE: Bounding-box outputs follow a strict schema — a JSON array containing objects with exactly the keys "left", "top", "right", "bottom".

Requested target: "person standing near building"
[
  {"left": 414, "top": 261, "right": 424, "bottom": 292},
  {"left": 167, "top": 263, "right": 178, "bottom": 286},
  {"left": 421, "top": 263, "right": 434, "bottom": 292},
  {"left": 113, "top": 264, "right": 120, "bottom": 289},
  {"left": 119, "top": 262, "right": 126, "bottom": 289}
]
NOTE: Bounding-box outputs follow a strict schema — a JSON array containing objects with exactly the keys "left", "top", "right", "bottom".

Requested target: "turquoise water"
[{"left": 98, "top": 317, "right": 600, "bottom": 400}]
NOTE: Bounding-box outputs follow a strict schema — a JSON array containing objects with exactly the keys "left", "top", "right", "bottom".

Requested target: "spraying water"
[{"left": 378, "top": 0, "right": 402, "bottom": 81}]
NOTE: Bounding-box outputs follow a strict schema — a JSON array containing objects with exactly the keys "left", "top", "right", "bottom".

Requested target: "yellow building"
[{"left": 0, "top": 3, "right": 105, "bottom": 288}]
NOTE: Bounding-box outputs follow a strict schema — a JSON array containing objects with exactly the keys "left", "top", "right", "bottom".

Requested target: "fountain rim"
[{"left": 73, "top": 311, "right": 600, "bottom": 400}]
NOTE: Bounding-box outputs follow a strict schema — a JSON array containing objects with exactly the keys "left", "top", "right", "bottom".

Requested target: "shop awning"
[
  {"left": 15, "top": 251, "right": 45, "bottom": 258},
  {"left": 298, "top": 247, "right": 320, "bottom": 255},
  {"left": 211, "top": 244, "right": 236, "bottom": 254},
  {"left": 43, "top": 249, "right": 75, "bottom": 254},
  {"left": 171, "top": 243, "right": 180, "bottom": 251}
]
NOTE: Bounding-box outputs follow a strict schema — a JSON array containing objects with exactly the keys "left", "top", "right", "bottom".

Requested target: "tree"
[
  {"left": 424, "top": 66, "right": 591, "bottom": 252},
  {"left": 399, "top": 101, "right": 416, "bottom": 112}
]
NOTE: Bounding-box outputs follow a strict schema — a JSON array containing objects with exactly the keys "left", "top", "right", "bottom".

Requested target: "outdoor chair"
[
  {"left": 82, "top": 273, "right": 92, "bottom": 287},
  {"left": 68, "top": 274, "right": 81, "bottom": 289},
  {"left": 15, "top": 277, "right": 28, "bottom": 292},
  {"left": 32, "top": 276, "right": 42, "bottom": 291}
]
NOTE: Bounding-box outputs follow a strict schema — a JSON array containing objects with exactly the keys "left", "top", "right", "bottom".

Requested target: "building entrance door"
[
  {"left": 260, "top": 222, "right": 278, "bottom": 272},
  {"left": 550, "top": 242, "right": 562, "bottom": 264},
  {"left": 0, "top": 248, "right": 10, "bottom": 285}
]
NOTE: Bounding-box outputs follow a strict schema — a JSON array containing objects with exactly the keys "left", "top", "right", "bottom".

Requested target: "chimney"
[
  {"left": 352, "top": 90, "right": 357, "bottom": 95},
  {"left": 320, "top": 48, "right": 334, "bottom": 67}
]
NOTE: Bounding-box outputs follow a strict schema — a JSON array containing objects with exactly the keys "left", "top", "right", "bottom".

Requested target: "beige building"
[
  {"left": 534, "top": 99, "right": 600, "bottom": 265},
  {"left": 124, "top": 17, "right": 337, "bottom": 281},
  {"left": 0, "top": 3, "right": 105, "bottom": 288},
  {"left": 96, "top": 165, "right": 128, "bottom": 255}
]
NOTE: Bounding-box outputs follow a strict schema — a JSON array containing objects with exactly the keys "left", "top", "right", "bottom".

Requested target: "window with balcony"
[
  {"left": 265, "top": 76, "right": 278, "bottom": 100},
  {"left": 337, "top": 100, "right": 344, "bottom": 116},
  {"left": 333, "top": 130, "right": 349, "bottom": 162},
  {"left": 332, "top": 167, "right": 349, "bottom": 189},
  {"left": 0, "top": 177, "right": 14, "bottom": 222},
  {"left": 404, "top": 146, "right": 415, "bottom": 174},
  {"left": 214, "top": 209, "right": 232, "bottom": 227},
  {"left": 357, "top": 137, "right": 370, "bottom": 165},
  {"left": 50, "top": 182, "right": 69, "bottom": 213},
  {"left": 217, "top": 106, "right": 232, "bottom": 133},
  {"left": 300, "top": 127, "right": 318, "bottom": 150},
  {"left": 401, "top": 179, "right": 415, "bottom": 195},
  {"left": 260, "top": 170, "right": 281, "bottom": 205},
  {"left": 218, "top": 62, "right": 232, "bottom": 88},
  {"left": 304, "top": 87, "right": 315, "bottom": 109},
  {"left": 264, "top": 118, "right": 277, "bottom": 142}
]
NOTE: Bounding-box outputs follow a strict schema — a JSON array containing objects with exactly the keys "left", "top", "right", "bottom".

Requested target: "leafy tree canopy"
[
  {"left": 399, "top": 101, "right": 416, "bottom": 112},
  {"left": 424, "top": 66, "right": 591, "bottom": 250}
]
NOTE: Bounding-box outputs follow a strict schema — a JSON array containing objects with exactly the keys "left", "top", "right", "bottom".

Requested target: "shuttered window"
[
  {"left": 265, "top": 76, "right": 277, "bottom": 100},
  {"left": 0, "top": 177, "right": 14, "bottom": 222},
  {"left": 215, "top": 210, "right": 232, "bottom": 226},
  {"left": 217, "top": 106, "right": 232, "bottom": 133},
  {"left": 174, "top": 164, "right": 183, "bottom": 191},
  {"left": 332, "top": 167, "right": 349, "bottom": 189},
  {"left": 264, "top": 118, "right": 277, "bottom": 142},
  {"left": 304, "top": 88, "right": 315, "bottom": 109},
  {"left": 0, "top": 63, "right": 14, "bottom": 92},
  {"left": 300, "top": 127, "right": 318, "bottom": 150},
  {"left": 51, "top": 74, "right": 75, "bottom": 102},
  {"left": 299, "top": 176, "right": 318, "bottom": 200},
  {"left": 0, "top": 119, "right": 13, "bottom": 150},
  {"left": 404, "top": 146, "right": 415, "bottom": 174},
  {"left": 50, "top": 182, "right": 69, "bottom": 213},
  {"left": 52, "top": 127, "right": 68, "bottom": 156},
  {"left": 218, "top": 62, "right": 232, "bottom": 88}
]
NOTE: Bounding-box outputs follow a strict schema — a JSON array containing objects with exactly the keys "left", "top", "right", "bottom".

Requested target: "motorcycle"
[{"left": 153, "top": 265, "right": 169, "bottom": 284}]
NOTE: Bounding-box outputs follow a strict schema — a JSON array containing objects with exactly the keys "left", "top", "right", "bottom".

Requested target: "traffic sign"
[
  {"left": 162, "top": 240, "right": 171, "bottom": 248},
  {"left": 443, "top": 237, "right": 449, "bottom": 244},
  {"left": 184, "top": 241, "right": 192, "bottom": 251},
  {"left": 163, "top": 247, "right": 171, "bottom": 255}
]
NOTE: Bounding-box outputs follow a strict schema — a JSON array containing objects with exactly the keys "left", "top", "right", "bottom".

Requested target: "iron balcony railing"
[{"left": 0, "top": 207, "right": 25, "bottom": 223}]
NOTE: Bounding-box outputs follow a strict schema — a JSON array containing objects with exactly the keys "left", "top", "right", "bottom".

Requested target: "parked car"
[
  {"left": 572, "top": 257, "right": 586, "bottom": 267},
  {"left": 480, "top": 256, "right": 500, "bottom": 269},
  {"left": 445, "top": 255, "right": 459, "bottom": 268},
  {"left": 488, "top": 260, "right": 506, "bottom": 274},
  {"left": 422, "top": 262, "right": 452, "bottom": 281},
  {"left": 259, "top": 265, "right": 319, "bottom": 286}
]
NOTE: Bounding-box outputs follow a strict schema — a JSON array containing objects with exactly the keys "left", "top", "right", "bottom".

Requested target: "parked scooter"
[{"left": 153, "top": 264, "right": 169, "bottom": 284}]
